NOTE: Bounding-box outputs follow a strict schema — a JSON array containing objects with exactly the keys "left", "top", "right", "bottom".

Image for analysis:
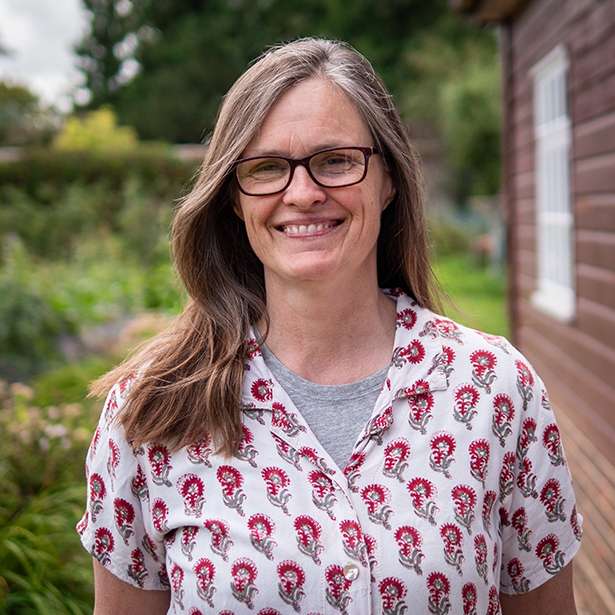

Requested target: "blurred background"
[{"left": 0, "top": 0, "right": 613, "bottom": 613}]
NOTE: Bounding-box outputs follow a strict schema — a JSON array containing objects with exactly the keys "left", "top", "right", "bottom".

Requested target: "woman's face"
[{"left": 234, "top": 77, "right": 394, "bottom": 287}]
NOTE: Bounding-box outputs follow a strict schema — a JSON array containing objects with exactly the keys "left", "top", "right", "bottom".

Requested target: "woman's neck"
[{"left": 258, "top": 275, "right": 396, "bottom": 385}]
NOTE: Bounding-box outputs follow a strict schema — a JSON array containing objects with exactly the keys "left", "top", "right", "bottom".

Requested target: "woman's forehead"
[{"left": 243, "top": 77, "right": 372, "bottom": 158}]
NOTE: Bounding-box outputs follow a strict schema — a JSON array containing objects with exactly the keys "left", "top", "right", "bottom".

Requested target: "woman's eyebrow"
[{"left": 245, "top": 143, "right": 345, "bottom": 158}]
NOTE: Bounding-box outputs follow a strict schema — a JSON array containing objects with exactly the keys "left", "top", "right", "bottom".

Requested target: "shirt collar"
[{"left": 241, "top": 288, "right": 449, "bottom": 412}]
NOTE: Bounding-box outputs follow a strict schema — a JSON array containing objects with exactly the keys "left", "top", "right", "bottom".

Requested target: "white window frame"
[{"left": 529, "top": 45, "right": 575, "bottom": 322}]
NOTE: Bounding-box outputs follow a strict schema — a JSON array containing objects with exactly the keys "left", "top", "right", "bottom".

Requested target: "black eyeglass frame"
[{"left": 233, "top": 146, "right": 380, "bottom": 196}]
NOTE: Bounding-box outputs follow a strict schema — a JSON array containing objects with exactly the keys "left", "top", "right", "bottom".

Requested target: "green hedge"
[{"left": 0, "top": 147, "right": 197, "bottom": 198}]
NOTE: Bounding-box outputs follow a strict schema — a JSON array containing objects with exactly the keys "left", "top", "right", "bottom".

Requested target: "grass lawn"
[{"left": 433, "top": 254, "right": 509, "bottom": 339}]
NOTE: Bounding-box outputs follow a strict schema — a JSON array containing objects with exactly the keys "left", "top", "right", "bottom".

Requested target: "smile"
[{"left": 276, "top": 220, "right": 344, "bottom": 236}]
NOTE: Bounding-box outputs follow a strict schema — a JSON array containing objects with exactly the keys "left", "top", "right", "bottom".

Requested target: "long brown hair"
[{"left": 91, "top": 37, "right": 444, "bottom": 456}]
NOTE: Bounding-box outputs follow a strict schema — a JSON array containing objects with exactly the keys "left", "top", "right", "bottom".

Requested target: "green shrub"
[
  {"left": 0, "top": 379, "right": 101, "bottom": 614},
  {"left": 0, "top": 239, "right": 75, "bottom": 379},
  {"left": 0, "top": 175, "right": 183, "bottom": 262},
  {"left": 0, "top": 234, "right": 182, "bottom": 379},
  {"left": 428, "top": 216, "right": 473, "bottom": 258},
  {"left": 53, "top": 107, "right": 138, "bottom": 153},
  {"left": 0, "top": 148, "right": 195, "bottom": 199}
]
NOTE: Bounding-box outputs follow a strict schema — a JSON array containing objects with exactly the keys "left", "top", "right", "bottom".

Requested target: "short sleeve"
[
  {"left": 499, "top": 353, "right": 583, "bottom": 594},
  {"left": 75, "top": 380, "right": 168, "bottom": 590}
]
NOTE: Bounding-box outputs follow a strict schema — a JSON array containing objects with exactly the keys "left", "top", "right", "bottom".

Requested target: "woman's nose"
[{"left": 281, "top": 165, "right": 326, "bottom": 208}]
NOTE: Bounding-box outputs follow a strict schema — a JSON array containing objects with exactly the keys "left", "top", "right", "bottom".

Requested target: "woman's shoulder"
[{"left": 417, "top": 307, "right": 544, "bottom": 399}]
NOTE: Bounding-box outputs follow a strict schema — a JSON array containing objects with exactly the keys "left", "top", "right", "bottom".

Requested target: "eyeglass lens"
[{"left": 236, "top": 148, "right": 367, "bottom": 195}]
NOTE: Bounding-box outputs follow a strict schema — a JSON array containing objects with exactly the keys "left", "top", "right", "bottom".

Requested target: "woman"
[{"left": 77, "top": 38, "right": 582, "bottom": 614}]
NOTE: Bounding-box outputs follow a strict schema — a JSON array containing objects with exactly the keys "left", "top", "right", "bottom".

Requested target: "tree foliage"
[
  {"left": 74, "top": 0, "right": 501, "bottom": 197},
  {"left": 0, "top": 81, "right": 56, "bottom": 146}
]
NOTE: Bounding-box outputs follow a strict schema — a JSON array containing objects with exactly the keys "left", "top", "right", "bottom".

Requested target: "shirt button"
[{"left": 343, "top": 562, "right": 359, "bottom": 581}]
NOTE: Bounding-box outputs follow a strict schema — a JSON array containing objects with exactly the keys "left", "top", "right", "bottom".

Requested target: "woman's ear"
[
  {"left": 233, "top": 200, "right": 244, "bottom": 221},
  {"left": 231, "top": 187, "right": 245, "bottom": 221},
  {"left": 382, "top": 187, "right": 396, "bottom": 211}
]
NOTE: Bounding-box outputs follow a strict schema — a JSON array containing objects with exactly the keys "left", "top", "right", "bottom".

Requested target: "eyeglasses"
[{"left": 233, "top": 146, "right": 380, "bottom": 196}]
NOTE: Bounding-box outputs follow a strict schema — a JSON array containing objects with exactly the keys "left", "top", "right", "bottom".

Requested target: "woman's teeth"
[{"left": 282, "top": 222, "right": 337, "bottom": 235}]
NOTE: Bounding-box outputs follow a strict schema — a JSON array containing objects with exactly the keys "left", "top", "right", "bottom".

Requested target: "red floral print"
[
  {"left": 113, "top": 497, "right": 135, "bottom": 545},
  {"left": 420, "top": 317, "right": 463, "bottom": 343},
  {"left": 378, "top": 576, "right": 408, "bottom": 614},
  {"left": 127, "top": 547, "right": 148, "bottom": 587},
  {"left": 151, "top": 498, "right": 169, "bottom": 534},
  {"left": 481, "top": 490, "right": 497, "bottom": 537},
  {"left": 251, "top": 378, "right": 273, "bottom": 402},
  {"left": 339, "top": 519, "right": 368, "bottom": 566},
  {"left": 76, "top": 291, "right": 582, "bottom": 612},
  {"left": 470, "top": 350, "right": 497, "bottom": 393},
  {"left": 468, "top": 439, "right": 490, "bottom": 487},
  {"left": 406, "top": 380, "right": 435, "bottom": 434},
  {"left": 360, "top": 483, "right": 393, "bottom": 529},
  {"left": 511, "top": 507, "right": 532, "bottom": 552},
  {"left": 180, "top": 526, "right": 198, "bottom": 561},
  {"left": 473, "top": 533, "right": 488, "bottom": 584},
  {"left": 462, "top": 582, "right": 477, "bottom": 615},
  {"left": 451, "top": 484, "right": 477, "bottom": 534},
  {"left": 89, "top": 473, "right": 106, "bottom": 523},
  {"left": 271, "top": 401, "right": 306, "bottom": 437},
  {"left": 540, "top": 478, "right": 566, "bottom": 522},
  {"left": 542, "top": 423, "right": 565, "bottom": 466},
  {"left": 506, "top": 557, "right": 529, "bottom": 593},
  {"left": 453, "top": 384, "right": 480, "bottom": 430},
  {"left": 407, "top": 477, "right": 439, "bottom": 526},
  {"left": 130, "top": 464, "right": 149, "bottom": 501},
  {"left": 429, "top": 432, "right": 456, "bottom": 478},
  {"left": 92, "top": 527, "right": 114, "bottom": 566},
  {"left": 343, "top": 451, "right": 366, "bottom": 492},
  {"left": 261, "top": 466, "right": 291, "bottom": 515},
  {"left": 230, "top": 558, "right": 258, "bottom": 609},
  {"left": 106, "top": 438, "right": 120, "bottom": 488},
  {"left": 383, "top": 438, "right": 411, "bottom": 482},
  {"left": 178, "top": 473, "right": 206, "bottom": 517},
  {"left": 294, "top": 515, "right": 324, "bottom": 564},
  {"left": 248, "top": 513, "right": 276, "bottom": 560},
  {"left": 499, "top": 451, "right": 517, "bottom": 503},
  {"left": 516, "top": 457, "right": 538, "bottom": 498},
  {"left": 426, "top": 571, "right": 451, "bottom": 615},
  {"left": 277, "top": 560, "right": 305, "bottom": 611},
  {"left": 217, "top": 465, "right": 246, "bottom": 516},
  {"left": 535, "top": 533, "right": 565, "bottom": 575},
  {"left": 440, "top": 522, "right": 464, "bottom": 574},
  {"left": 147, "top": 443, "right": 173, "bottom": 487},
  {"left": 325, "top": 564, "right": 352, "bottom": 614},
  {"left": 309, "top": 470, "right": 337, "bottom": 520},
  {"left": 194, "top": 558, "right": 216, "bottom": 607},
  {"left": 515, "top": 359, "right": 535, "bottom": 411},
  {"left": 396, "top": 308, "right": 417, "bottom": 330},
  {"left": 204, "top": 518, "right": 233, "bottom": 561},
  {"left": 394, "top": 525, "right": 424, "bottom": 574},
  {"left": 491, "top": 393, "right": 515, "bottom": 447},
  {"left": 186, "top": 435, "right": 213, "bottom": 467},
  {"left": 516, "top": 417, "right": 538, "bottom": 460}
]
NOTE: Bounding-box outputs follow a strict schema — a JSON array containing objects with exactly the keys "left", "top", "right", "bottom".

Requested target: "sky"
[{"left": 0, "top": 0, "right": 87, "bottom": 111}]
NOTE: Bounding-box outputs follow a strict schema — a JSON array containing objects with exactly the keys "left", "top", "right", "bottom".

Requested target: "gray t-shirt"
[{"left": 261, "top": 344, "right": 389, "bottom": 469}]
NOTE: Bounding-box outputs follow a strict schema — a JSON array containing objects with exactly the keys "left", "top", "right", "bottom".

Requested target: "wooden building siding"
[
  {"left": 453, "top": 1, "right": 615, "bottom": 609},
  {"left": 500, "top": 0, "right": 615, "bottom": 462}
]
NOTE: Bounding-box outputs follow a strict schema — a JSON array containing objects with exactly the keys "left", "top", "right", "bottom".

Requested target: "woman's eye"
[
  {"left": 251, "top": 161, "right": 286, "bottom": 175},
  {"left": 324, "top": 155, "right": 350, "bottom": 166}
]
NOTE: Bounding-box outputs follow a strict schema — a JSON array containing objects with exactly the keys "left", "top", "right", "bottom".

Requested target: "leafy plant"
[{"left": 53, "top": 107, "right": 138, "bottom": 153}]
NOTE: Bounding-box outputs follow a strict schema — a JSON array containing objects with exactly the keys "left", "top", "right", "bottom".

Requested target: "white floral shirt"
[{"left": 76, "top": 289, "right": 583, "bottom": 614}]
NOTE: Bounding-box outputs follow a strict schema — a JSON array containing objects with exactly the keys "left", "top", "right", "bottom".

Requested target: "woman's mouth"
[{"left": 276, "top": 220, "right": 344, "bottom": 237}]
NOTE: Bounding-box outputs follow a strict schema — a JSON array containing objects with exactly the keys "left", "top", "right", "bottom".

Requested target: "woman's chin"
[{"left": 272, "top": 257, "right": 342, "bottom": 284}]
